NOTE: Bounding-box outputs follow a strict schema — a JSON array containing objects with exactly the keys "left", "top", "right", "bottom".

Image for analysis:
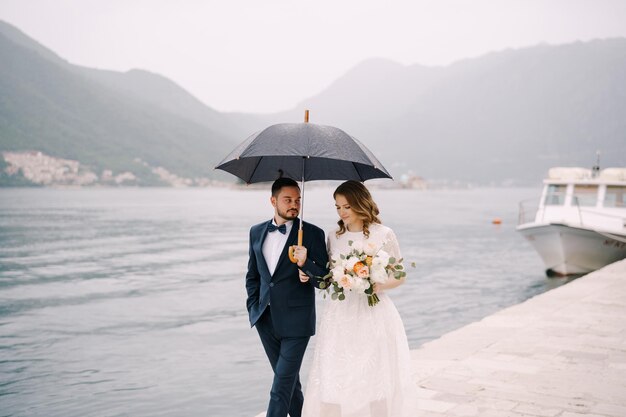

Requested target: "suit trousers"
[{"left": 256, "top": 307, "right": 310, "bottom": 417}]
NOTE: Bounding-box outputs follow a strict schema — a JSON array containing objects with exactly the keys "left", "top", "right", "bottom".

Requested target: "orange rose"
[{"left": 354, "top": 262, "right": 370, "bottom": 279}]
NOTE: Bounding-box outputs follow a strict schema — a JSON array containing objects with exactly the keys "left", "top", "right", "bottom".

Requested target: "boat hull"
[{"left": 517, "top": 223, "right": 626, "bottom": 276}]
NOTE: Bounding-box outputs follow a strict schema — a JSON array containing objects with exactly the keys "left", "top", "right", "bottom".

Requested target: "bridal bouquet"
[{"left": 321, "top": 240, "right": 407, "bottom": 307}]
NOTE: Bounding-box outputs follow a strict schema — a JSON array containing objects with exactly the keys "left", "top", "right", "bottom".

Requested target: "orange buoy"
[{"left": 492, "top": 218, "right": 502, "bottom": 225}]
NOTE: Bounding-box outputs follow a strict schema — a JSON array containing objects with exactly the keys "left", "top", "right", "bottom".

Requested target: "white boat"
[{"left": 517, "top": 166, "right": 626, "bottom": 276}]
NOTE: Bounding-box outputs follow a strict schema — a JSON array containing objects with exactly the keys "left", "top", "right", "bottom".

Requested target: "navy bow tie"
[{"left": 268, "top": 223, "right": 287, "bottom": 234}]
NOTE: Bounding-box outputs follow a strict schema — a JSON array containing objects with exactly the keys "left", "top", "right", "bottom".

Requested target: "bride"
[{"left": 301, "top": 180, "right": 417, "bottom": 417}]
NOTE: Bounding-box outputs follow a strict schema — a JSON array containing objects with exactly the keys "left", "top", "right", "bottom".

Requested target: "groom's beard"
[{"left": 277, "top": 207, "right": 299, "bottom": 221}]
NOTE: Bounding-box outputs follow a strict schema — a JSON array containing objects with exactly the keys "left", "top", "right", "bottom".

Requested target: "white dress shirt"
[{"left": 262, "top": 219, "right": 293, "bottom": 276}]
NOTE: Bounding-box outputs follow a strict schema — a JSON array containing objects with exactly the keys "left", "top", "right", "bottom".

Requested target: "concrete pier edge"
[{"left": 411, "top": 259, "right": 626, "bottom": 417}]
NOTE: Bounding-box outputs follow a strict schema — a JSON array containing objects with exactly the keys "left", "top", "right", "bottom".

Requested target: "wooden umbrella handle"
[
  {"left": 291, "top": 107, "right": 308, "bottom": 264},
  {"left": 288, "top": 229, "right": 304, "bottom": 263}
]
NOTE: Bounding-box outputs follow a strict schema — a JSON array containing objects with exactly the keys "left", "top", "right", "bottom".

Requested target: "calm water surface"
[{"left": 0, "top": 187, "right": 573, "bottom": 417}]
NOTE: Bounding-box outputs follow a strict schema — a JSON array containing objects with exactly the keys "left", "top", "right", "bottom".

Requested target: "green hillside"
[{"left": 0, "top": 22, "right": 239, "bottom": 186}]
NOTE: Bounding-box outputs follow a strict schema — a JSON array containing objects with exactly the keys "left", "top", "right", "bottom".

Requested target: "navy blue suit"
[{"left": 246, "top": 218, "right": 328, "bottom": 417}]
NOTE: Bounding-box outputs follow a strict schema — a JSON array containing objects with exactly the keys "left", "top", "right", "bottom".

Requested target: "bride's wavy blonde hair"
[{"left": 334, "top": 180, "right": 381, "bottom": 238}]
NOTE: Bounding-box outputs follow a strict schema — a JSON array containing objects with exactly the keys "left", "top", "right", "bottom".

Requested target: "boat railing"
[
  {"left": 519, "top": 193, "right": 626, "bottom": 227},
  {"left": 518, "top": 198, "right": 540, "bottom": 225},
  {"left": 572, "top": 196, "right": 583, "bottom": 226},
  {"left": 518, "top": 191, "right": 568, "bottom": 225}
]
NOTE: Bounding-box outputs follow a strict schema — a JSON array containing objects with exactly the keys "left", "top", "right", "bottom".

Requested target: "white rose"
[
  {"left": 355, "top": 278, "right": 371, "bottom": 292},
  {"left": 331, "top": 265, "right": 345, "bottom": 280},
  {"left": 363, "top": 241, "right": 379, "bottom": 256},
  {"left": 370, "top": 265, "right": 388, "bottom": 284},
  {"left": 350, "top": 279, "right": 361, "bottom": 292},
  {"left": 344, "top": 256, "right": 360, "bottom": 272},
  {"left": 373, "top": 250, "right": 390, "bottom": 267}
]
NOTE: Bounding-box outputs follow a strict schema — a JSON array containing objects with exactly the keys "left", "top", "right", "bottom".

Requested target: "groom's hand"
[{"left": 292, "top": 245, "right": 307, "bottom": 267}]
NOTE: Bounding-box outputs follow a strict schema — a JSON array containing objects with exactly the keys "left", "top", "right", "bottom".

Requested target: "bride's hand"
[
  {"left": 298, "top": 269, "right": 310, "bottom": 283},
  {"left": 372, "top": 282, "right": 384, "bottom": 293}
]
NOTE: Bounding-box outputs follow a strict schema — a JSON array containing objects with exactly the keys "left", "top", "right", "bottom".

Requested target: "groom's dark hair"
[{"left": 272, "top": 178, "right": 300, "bottom": 197}]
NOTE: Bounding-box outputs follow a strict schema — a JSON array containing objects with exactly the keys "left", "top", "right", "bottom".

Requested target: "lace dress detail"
[{"left": 302, "top": 223, "right": 417, "bottom": 417}]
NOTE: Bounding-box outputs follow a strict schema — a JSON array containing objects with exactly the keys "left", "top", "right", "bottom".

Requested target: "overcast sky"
[{"left": 1, "top": 0, "right": 626, "bottom": 113}]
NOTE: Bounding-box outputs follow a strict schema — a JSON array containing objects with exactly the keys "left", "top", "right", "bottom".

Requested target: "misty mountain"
[
  {"left": 76, "top": 68, "right": 261, "bottom": 140},
  {"left": 1, "top": 18, "right": 624, "bottom": 186},
  {"left": 274, "top": 59, "right": 442, "bottom": 127},
  {"left": 273, "top": 41, "right": 626, "bottom": 184},
  {"left": 0, "top": 20, "right": 246, "bottom": 186}
]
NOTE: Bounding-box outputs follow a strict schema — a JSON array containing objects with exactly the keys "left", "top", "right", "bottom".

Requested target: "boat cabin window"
[
  {"left": 544, "top": 184, "right": 566, "bottom": 206},
  {"left": 604, "top": 186, "right": 626, "bottom": 208},
  {"left": 573, "top": 185, "right": 598, "bottom": 207}
]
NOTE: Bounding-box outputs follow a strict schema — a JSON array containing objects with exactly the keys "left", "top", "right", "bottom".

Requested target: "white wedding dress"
[{"left": 302, "top": 223, "right": 417, "bottom": 417}]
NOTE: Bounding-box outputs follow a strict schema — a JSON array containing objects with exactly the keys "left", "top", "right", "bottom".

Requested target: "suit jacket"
[{"left": 246, "top": 217, "right": 329, "bottom": 337}]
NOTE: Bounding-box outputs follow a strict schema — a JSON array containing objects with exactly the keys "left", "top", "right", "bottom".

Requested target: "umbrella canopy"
[
  {"left": 215, "top": 122, "right": 391, "bottom": 183},
  {"left": 215, "top": 114, "right": 391, "bottom": 263}
]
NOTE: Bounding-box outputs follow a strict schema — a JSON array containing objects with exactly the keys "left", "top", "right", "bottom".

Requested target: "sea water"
[{"left": 0, "top": 187, "right": 572, "bottom": 417}]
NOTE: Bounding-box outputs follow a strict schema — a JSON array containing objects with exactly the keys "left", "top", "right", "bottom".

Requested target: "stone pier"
[{"left": 411, "top": 259, "right": 626, "bottom": 417}]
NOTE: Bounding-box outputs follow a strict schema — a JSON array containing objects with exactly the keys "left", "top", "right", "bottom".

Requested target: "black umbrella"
[{"left": 215, "top": 110, "right": 392, "bottom": 261}]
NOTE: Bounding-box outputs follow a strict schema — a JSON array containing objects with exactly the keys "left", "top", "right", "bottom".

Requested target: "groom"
[{"left": 246, "top": 178, "right": 328, "bottom": 417}]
